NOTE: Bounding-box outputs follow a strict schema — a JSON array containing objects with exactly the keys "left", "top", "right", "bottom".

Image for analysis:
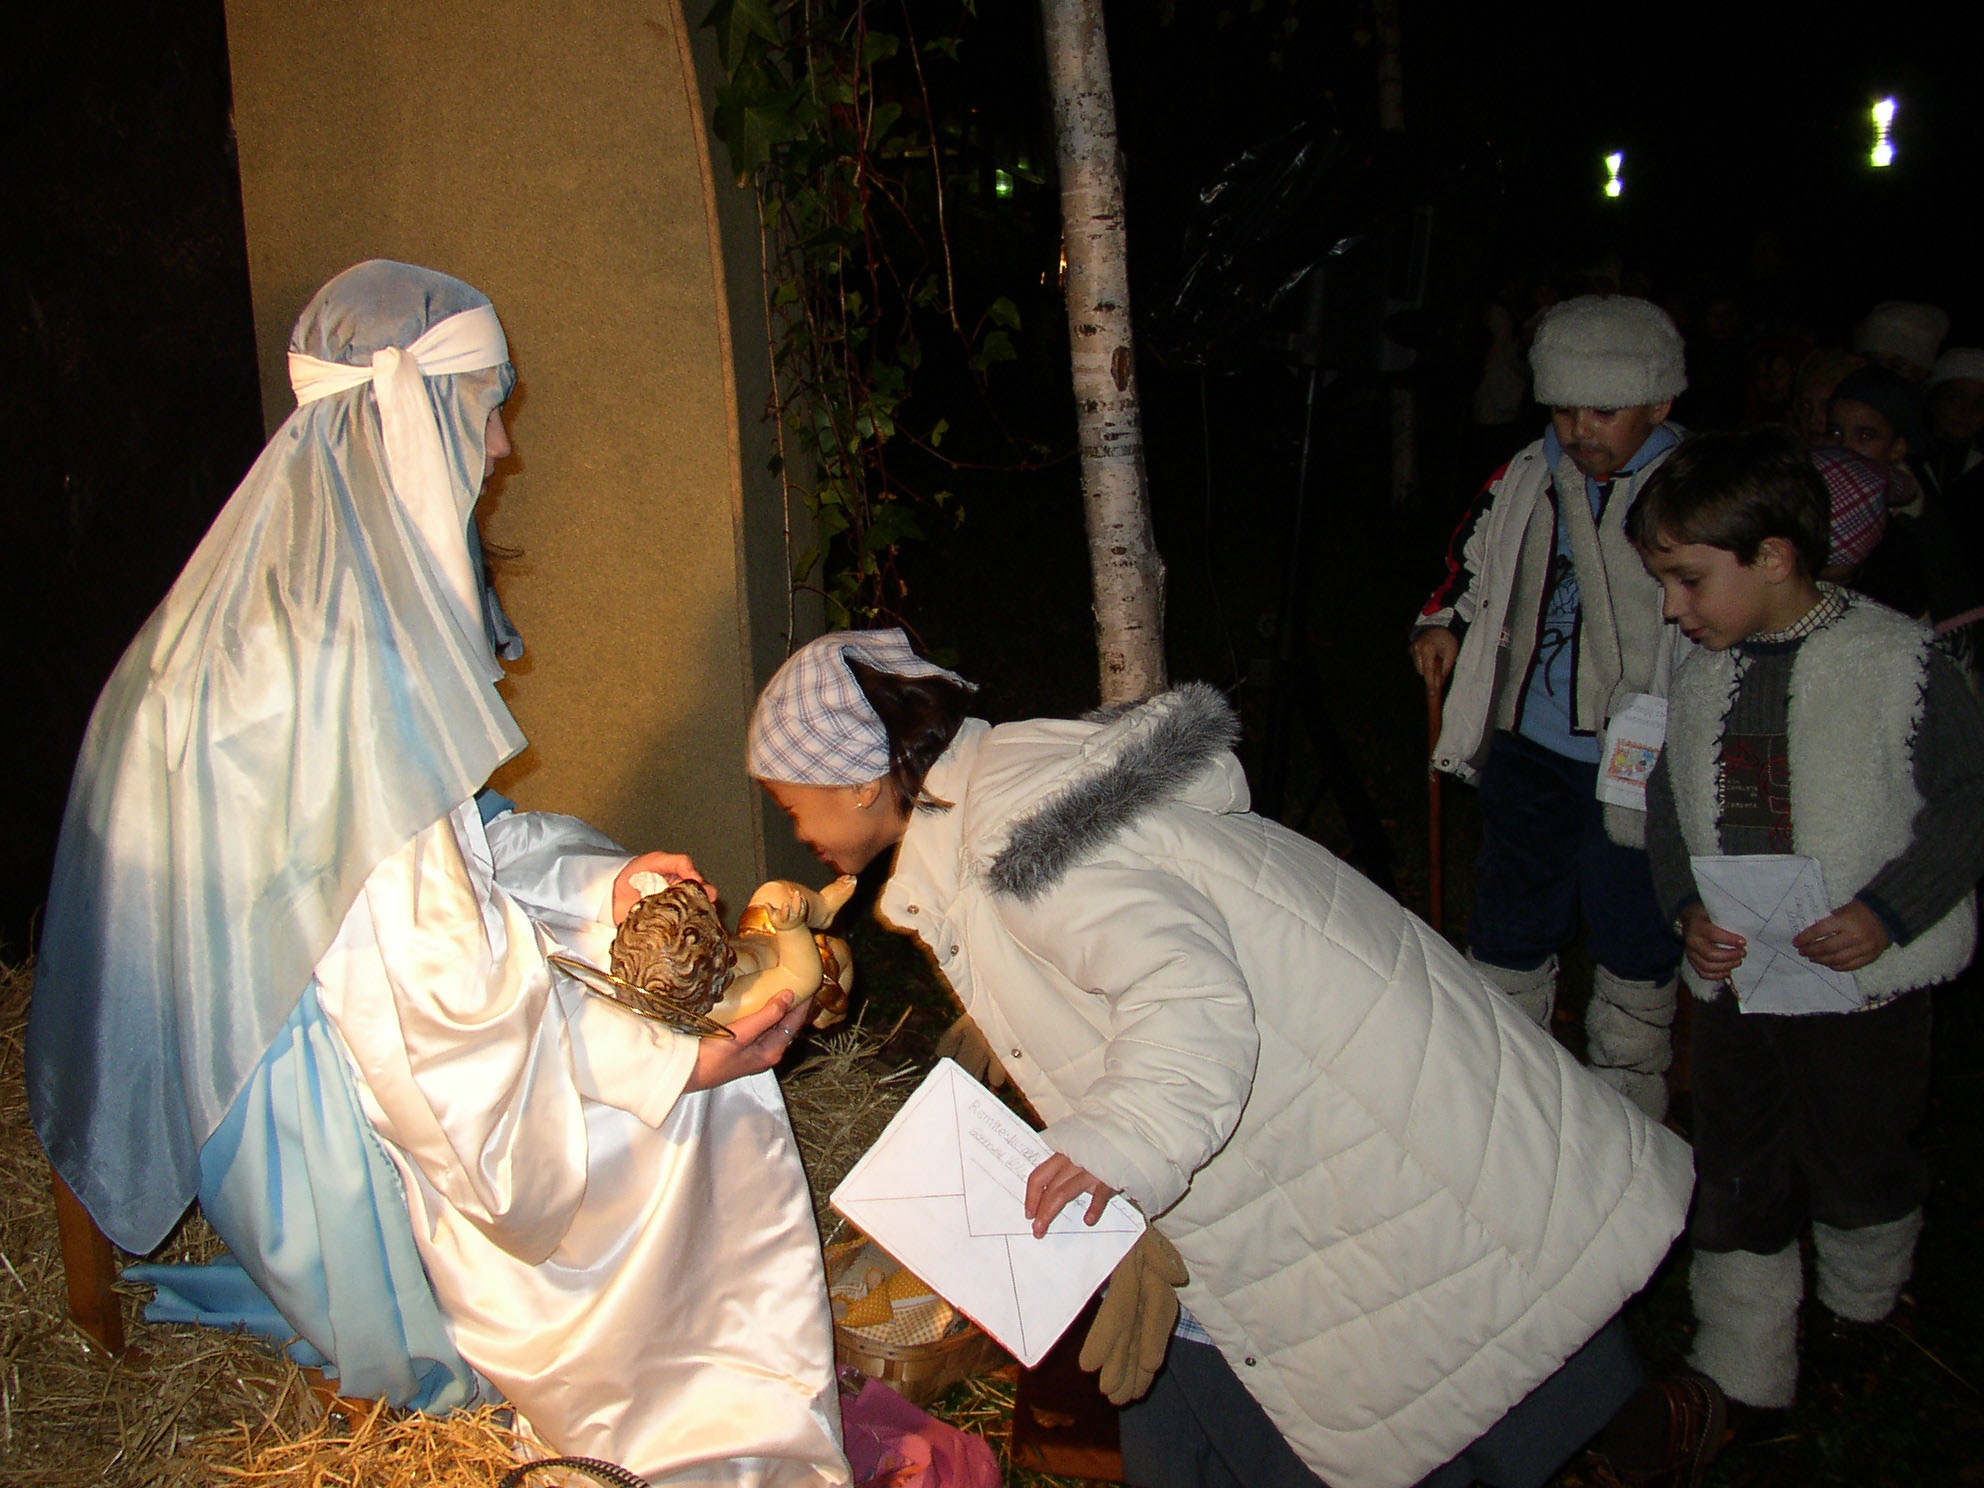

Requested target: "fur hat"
[
  {"left": 1529, "top": 295, "right": 1687, "bottom": 409},
  {"left": 1851, "top": 301, "right": 1949, "bottom": 374},
  {"left": 1927, "top": 348, "right": 1984, "bottom": 390}
]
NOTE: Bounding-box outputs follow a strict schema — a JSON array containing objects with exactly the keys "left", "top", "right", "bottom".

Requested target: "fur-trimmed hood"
[{"left": 968, "top": 683, "right": 1246, "bottom": 902}]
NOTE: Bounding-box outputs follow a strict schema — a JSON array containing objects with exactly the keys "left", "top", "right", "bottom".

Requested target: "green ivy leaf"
[
  {"left": 861, "top": 31, "right": 901, "bottom": 65},
  {"left": 713, "top": 72, "right": 807, "bottom": 179},
  {"left": 988, "top": 296, "right": 1021, "bottom": 329},
  {"left": 861, "top": 502, "right": 927, "bottom": 553},
  {"left": 701, "top": 0, "right": 782, "bottom": 71},
  {"left": 968, "top": 328, "right": 1017, "bottom": 371}
]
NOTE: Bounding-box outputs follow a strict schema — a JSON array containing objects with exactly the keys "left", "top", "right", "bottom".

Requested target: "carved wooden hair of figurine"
[{"left": 609, "top": 883, "right": 736, "bottom": 1015}]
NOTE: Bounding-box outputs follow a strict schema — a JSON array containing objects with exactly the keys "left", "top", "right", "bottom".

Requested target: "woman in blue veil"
[{"left": 28, "top": 261, "right": 848, "bottom": 1484}]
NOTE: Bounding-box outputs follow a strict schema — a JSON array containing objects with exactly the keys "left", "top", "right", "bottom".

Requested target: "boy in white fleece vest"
[{"left": 1628, "top": 427, "right": 1984, "bottom": 1433}]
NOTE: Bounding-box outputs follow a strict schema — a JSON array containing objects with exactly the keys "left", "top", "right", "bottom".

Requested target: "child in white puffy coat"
[{"left": 750, "top": 629, "right": 1723, "bottom": 1488}]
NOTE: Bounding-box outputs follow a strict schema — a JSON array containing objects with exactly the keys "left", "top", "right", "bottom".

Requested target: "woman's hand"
[
  {"left": 684, "top": 991, "right": 812, "bottom": 1092},
  {"left": 1024, "top": 1152, "right": 1119, "bottom": 1239},
  {"left": 1794, "top": 900, "right": 1891, "bottom": 972},
  {"left": 1679, "top": 902, "right": 1746, "bottom": 984},
  {"left": 612, "top": 851, "right": 710, "bottom": 924}
]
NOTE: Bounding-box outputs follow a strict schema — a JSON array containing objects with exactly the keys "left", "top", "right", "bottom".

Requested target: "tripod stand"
[{"left": 1245, "top": 267, "right": 1399, "bottom": 898}]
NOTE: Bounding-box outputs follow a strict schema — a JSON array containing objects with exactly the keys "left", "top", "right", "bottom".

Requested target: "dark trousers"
[
  {"left": 1469, "top": 731, "right": 1678, "bottom": 983},
  {"left": 1118, "top": 1319, "right": 1641, "bottom": 1488},
  {"left": 1690, "top": 986, "right": 1933, "bottom": 1253}
]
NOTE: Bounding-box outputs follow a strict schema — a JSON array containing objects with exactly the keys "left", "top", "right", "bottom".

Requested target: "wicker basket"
[{"left": 826, "top": 1237, "right": 1010, "bottom": 1406}]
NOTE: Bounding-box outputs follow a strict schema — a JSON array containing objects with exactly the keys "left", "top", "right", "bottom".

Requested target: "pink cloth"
[
  {"left": 838, "top": 1376, "right": 1002, "bottom": 1488},
  {"left": 1810, "top": 446, "right": 1896, "bottom": 569}
]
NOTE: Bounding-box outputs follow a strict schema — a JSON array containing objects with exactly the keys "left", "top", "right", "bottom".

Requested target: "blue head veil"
[{"left": 30, "top": 260, "right": 529, "bottom": 1252}]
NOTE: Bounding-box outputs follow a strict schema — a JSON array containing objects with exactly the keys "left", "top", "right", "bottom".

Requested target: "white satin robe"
[{"left": 313, "top": 802, "right": 848, "bottom": 1485}]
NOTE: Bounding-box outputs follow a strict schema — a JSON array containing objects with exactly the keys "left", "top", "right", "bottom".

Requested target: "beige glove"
[
  {"left": 934, "top": 1013, "right": 1008, "bottom": 1089},
  {"left": 1077, "top": 1227, "right": 1189, "bottom": 1405}
]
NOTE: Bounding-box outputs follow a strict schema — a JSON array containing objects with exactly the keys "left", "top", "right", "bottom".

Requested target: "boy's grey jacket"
[
  {"left": 880, "top": 685, "right": 1692, "bottom": 1488},
  {"left": 1421, "top": 436, "right": 1679, "bottom": 844},
  {"left": 1664, "top": 599, "right": 1979, "bottom": 1002}
]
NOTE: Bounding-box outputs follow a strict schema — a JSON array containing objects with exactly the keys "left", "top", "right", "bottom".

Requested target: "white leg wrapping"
[
  {"left": 1687, "top": 1245, "right": 1803, "bottom": 1408},
  {"left": 1813, "top": 1209, "right": 1922, "bottom": 1323},
  {"left": 1469, "top": 951, "right": 1558, "bottom": 1029},
  {"left": 1585, "top": 967, "right": 1676, "bottom": 1121}
]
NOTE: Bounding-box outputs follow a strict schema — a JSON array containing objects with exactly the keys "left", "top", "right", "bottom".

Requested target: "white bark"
[{"left": 1041, "top": 0, "right": 1167, "bottom": 704}]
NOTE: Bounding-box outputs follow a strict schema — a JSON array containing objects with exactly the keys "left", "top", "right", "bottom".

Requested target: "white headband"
[{"left": 286, "top": 303, "right": 509, "bottom": 661}]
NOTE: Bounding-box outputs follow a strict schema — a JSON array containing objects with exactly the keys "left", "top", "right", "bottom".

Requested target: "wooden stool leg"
[
  {"left": 52, "top": 1170, "right": 125, "bottom": 1355},
  {"left": 1009, "top": 1295, "right": 1124, "bottom": 1482}
]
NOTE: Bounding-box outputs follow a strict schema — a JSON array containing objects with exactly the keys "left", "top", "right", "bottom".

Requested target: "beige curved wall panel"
[{"left": 226, "top": 0, "right": 819, "bottom": 899}]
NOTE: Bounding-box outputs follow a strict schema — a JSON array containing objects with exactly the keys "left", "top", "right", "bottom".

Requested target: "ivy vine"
[{"left": 702, "top": 0, "right": 1034, "bottom": 631}]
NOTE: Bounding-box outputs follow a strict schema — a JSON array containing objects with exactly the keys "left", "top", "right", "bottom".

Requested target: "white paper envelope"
[
  {"left": 1691, "top": 854, "right": 1861, "bottom": 1015},
  {"left": 832, "top": 1059, "right": 1144, "bottom": 1367}
]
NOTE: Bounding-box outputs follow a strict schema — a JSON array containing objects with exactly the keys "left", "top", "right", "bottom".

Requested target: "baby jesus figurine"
[{"left": 588, "top": 873, "right": 859, "bottom": 1037}]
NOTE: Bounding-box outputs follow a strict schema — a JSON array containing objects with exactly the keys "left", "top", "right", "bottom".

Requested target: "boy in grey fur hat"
[{"left": 1411, "top": 294, "right": 1687, "bottom": 1120}]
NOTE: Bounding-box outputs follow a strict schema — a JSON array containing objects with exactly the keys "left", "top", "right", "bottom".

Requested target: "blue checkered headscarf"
[{"left": 748, "top": 629, "right": 972, "bottom": 785}]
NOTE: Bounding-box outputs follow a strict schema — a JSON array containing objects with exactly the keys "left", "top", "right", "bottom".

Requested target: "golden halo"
[{"left": 547, "top": 952, "right": 736, "bottom": 1040}]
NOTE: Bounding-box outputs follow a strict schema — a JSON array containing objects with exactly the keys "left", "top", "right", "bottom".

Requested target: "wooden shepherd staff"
[{"left": 1426, "top": 679, "right": 1444, "bottom": 934}]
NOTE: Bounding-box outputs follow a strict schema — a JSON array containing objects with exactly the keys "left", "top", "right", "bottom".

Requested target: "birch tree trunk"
[{"left": 1041, "top": 0, "right": 1167, "bottom": 704}]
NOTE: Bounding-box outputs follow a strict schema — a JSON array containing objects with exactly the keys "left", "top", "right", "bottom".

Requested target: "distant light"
[
  {"left": 1870, "top": 97, "right": 1897, "bottom": 168},
  {"left": 994, "top": 169, "right": 1015, "bottom": 199},
  {"left": 1603, "top": 151, "right": 1625, "bottom": 199}
]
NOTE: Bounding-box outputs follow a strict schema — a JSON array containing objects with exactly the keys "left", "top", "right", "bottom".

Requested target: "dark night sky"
[
  {"left": 4, "top": 0, "right": 1980, "bottom": 949},
  {"left": 1107, "top": 0, "right": 1983, "bottom": 330}
]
